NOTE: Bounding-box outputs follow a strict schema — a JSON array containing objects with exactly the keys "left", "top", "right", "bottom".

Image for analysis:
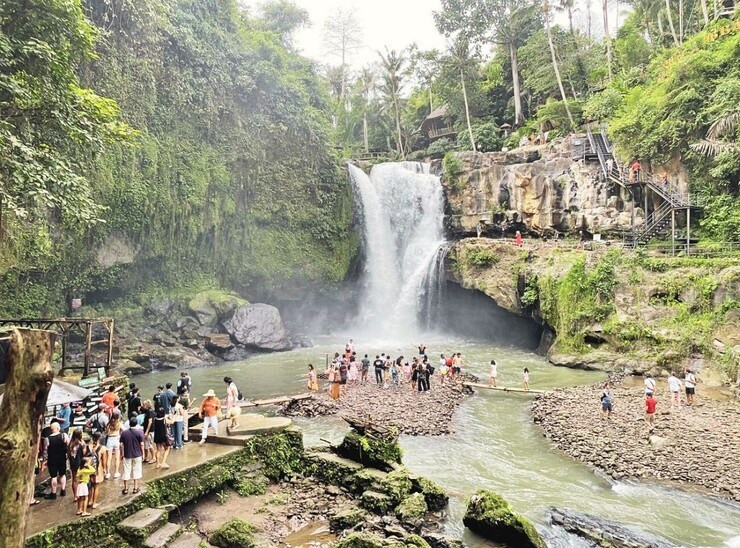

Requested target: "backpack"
[{"left": 237, "top": 390, "right": 243, "bottom": 401}]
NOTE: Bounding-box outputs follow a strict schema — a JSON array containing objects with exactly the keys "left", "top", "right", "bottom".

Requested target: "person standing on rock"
[
  {"left": 177, "top": 371, "right": 192, "bottom": 408},
  {"left": 684, "top": 369, "right": 697, "bottom": 406},
  {"left": 515, "top": 231, "right": 523, "bottom": 247},
  {"left": 329, "top": 364, "right": 342, "bottom": 400},
  {"left": 667, "top": 373, "right": 682, "bottom": 410},
  {"left": 372, "top": 355, "right": 384, "bottom": 387},
  {"left": 489, "top": 360, "right": 498, "bottom": 388},
  {"left": 600, "top": 383, "right": 613, "bottom": 419},
  {"left": 339, "top": 359, "right": 348, "bottom": 386},
  {"left": 645, "top": 393, "right": 657, "bottom": 430},
  {"left": 439, "top": 355, "right": 448, "bottom": 385},
  {"left": 198, "top": 390, "right": 221, "bottom": 444},
  {"left": 361, "top": 354, "right": 370, "bottom": 385},
  {"left": 417, "top": 360, "right": 429, "bottom": 393},
  {"left": 348, "top": 355, "right": 358, "bottom": 386},
  {"left": 307, "top": 364, "right": 319, "bottom": 391},
  {"left": 644, "top": 374, "right": 656, "bottom": 397},
  {"left": 411, "top": 342, "right": 427, "bottom": 357},
  {"left": 454, "top": 353, "right": 464, "bottom": 380}
]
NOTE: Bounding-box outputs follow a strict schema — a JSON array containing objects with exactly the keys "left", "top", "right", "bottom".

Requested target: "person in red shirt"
[
  {"left": 101, "top": 386, "right": 118, "bottom": 414},
  {"left": 645, "top": 394, "right": 657, "bottom": 429}
]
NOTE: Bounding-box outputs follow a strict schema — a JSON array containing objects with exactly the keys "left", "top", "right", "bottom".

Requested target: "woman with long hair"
[
  {"left": 67, "top": 429, "right": 84, "bottom": 500},
  {"left": 329, "top": 364, "right": 341, "bottom": 400},
  {"left": 307, "top": 364, "right": 318, "bottom": 392},
  {"left": 154, "top": 407, "right": 173, "bottom": 469},
  {"left": 105, "top": 413, "right": 122, "bottom": 479}
]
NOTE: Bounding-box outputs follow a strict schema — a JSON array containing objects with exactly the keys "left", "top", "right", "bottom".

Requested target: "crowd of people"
[
  {"left": 599, "top": 368, "right": 699, "bottom": 428},
  {"left": 32, "top": 371, "right": 245, "bottom": 513}
]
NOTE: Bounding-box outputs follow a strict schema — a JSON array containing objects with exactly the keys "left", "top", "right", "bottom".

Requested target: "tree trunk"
[
  {"left": 460, "top": 68, "right": 476, "bottom": 151},
  {"left": 428, "top": 87, "right": 434, "bottom": 114},
  {"left": 363, "top": 114, "right": 369, "bottom": 153},
  {"left": 509, "top": 41, "right": 524, "bottom": 125},
  {"left": 545, "top": 9, "right": 575, "bottom": 127},
  {"left": 586, "top": 0, "right": 593, "bottom": 39},
  {"left": 602, "top": 0, "right": 614, "bottom": 81},
  {"left": 393, "top": 94, "right": 403, "bottom": 157},
  {"left": 679, "top": 0, "right": 684, "bottom": 42},
  {"left": 664, "top": 0, "right": 680, "bottom": 46},
  {"left": 568, "top": 7, "right": 574, "bottom": 33},
  {"left": 700, "top": 0, "right": 709, "bottom": 23},
  {"left": 0, "top": 329, "right": 56, "bottom": 547}
]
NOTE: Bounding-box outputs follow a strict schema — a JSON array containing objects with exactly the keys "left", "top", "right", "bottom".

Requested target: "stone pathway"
[{"left": 532, "top": 384, "right": 740, "bottom": 501}]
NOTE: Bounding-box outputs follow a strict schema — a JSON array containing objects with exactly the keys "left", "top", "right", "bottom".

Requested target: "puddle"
[{"left": 281, "top": 520, "right": 336, "bottom": 547}]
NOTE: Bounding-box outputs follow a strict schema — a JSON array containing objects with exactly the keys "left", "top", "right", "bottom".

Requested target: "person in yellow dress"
[
  {"left": 76, "top": 457, "right": 96, "bottom": 517},
  {"left": 307, "top": 364, "right": 318, "bottom": 391}
]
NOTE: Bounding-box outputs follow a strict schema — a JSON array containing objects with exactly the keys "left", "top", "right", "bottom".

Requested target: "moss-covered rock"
[
  {"left": 463, "top": 490, "right": 545, "bottom": 548},
  {"left": 210, "top": 518, "right": 257, "bottom": 548},
  {"left": 396, "top": 493, "right": 428, "bottom": 523},
  {"left": 304, "top": 450, "right": 364, "bottom": 488},
  {"left": 232, "top": 473, "right": 269, "bottom": 497},
  {"left": 335, "top": 532, "right": 386, "bottom": 548},
  {"left": 360, "top": 490, "right": 394, "bottom": 514},
  {"left": 338, "top": 431, "right": 403, "bottom": 470},
  {"left": 329, "top": 504, "right": 369, "bottom": 530},
  {"left": 381, "top": 469, "right": 413, "bottom": 504},
  {"left": 413, "top": 477, "right": 449, "bottom": 511},
  {"left": 403, "top": 535, "right": 431, "bottom": 547}
]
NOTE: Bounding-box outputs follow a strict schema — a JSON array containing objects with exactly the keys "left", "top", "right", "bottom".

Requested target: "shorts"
[
  {"left": 453, "top": 367, "right": 461, "bottom": 374},
  {"left": 601, "top": 402, "right": 613, "bottom": 412},
  {"left": 48, "top": 459, "right": 67, "bottom": 478},
  {"left": 686, "top": 387, "right": 695, "bottom": 395},
  {"left": 76, "top": 483, "right": 89, "bottom": 498},
  {"left": 122, "top": 457, "right": 143, "bottom": 481},
  {"left": 144, "top": 432, "right": 154, "bottom": 450},
  {"left": 106, "top": 435, "right": 120, "bottom": 450}
]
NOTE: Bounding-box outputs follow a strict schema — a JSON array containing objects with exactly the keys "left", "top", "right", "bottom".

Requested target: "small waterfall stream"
[{"left": 348, "top": 162, "right": 447, "bottom": 337}]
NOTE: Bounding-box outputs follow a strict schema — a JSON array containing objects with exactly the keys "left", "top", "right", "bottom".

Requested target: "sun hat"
[{"left": 203, "top": 389, "right": 217, "bottom": 397}]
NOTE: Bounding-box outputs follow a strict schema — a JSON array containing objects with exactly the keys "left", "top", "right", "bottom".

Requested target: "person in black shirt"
[
  {"left": 141, "top": 401, "right": 156, "bottom": 464},
  {"left": 127, "top": 388, "right": 142, "bottom": 420},
  {"left": 373, "top": 355, "right": 384, "bottom": 386}
]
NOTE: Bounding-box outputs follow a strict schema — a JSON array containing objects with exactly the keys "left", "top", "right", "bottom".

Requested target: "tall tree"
[
  {"left": 359, "top": 66, "right": 376, "bottom": 153},
  {"left": 602, "top": 0, "right": 614, "bottom": 81},
  {"left": 435, "top": 0, "right": 542, "bottom": 126},
  {"left": 544, "top": 0, "right": 574, "bottom": 126},
  {"left": 559, "top": 0, "right": 576, "bottom": 33},
  {"left": 664, "top": 0, "right": 681, "bottom": 46},
  {"left": 410, "top": 47, "right": 441, "bottom": 115},
  {"left": 446, "top": 37, "right": 477, "bottom": 150},
  {"left": 378, "top": 48, "right": 407, "bottom": 156},
  {"left": 258, "top": 0, "right": 310, "bottom": 48},
  {"left": 322, "top": 8, "right": 363, "bottom": 102}
]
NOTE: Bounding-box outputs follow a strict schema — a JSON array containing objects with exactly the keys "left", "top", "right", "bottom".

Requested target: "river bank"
[
  {"left": 532, "top": 382, "right": 740, "bottom": 502},
  {"left": 282, "top": 375, "right": 474, "bottom": 436}
]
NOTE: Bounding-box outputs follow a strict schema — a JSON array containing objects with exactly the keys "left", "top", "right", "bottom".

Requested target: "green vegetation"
[
  {"left": 210, "top": 518, "right": 258, "bottom": 548},
  {"left": 464, "top": 248, "right": 500, "bottom": 268},
  {"left": 395, "top": 492, "right": 428, "bottom": 522},
  {"left": 338, "top": 430, "right": 403, "bottom": 469},
  {"left": 463, "top": 490, "right": 546, "bottom": 548}
]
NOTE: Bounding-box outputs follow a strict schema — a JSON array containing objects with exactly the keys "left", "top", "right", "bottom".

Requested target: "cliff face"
[
  {"left": 442, "top": 137, "right": 643, "bottom": 237},
  {"left": 449, "top": 239, "right": 740, "bottom": 391}
]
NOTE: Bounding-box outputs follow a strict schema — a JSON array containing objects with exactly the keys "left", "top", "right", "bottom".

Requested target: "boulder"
[
  {"left": 396, "top": 493, "right": 428, "bottom": 523},
  {"left": 648, "top": 435, "right": 668, "bottom": 449},
  {"left": 463, "top": 490, "right": 545, "bottom": 548},
  {"left": 335, "top": 532, "right": 385, "bottom": 548},
  {"left": 205, "top": 334, "right": 234, "bottom": 354},
  {"left": 549, "top": 508, "right": 677, "bottom": 547},
  {"left": 115, "top": 358, "right": 152, "bottom": 376},
  {"left": 222, "top": 304, "right": 291, "bottom": 351},
  {"left": 421, "top": 533, "right": 464, "bottom": 548},
  {"left": 209, "top": 518, "right": 257, "bottom": 548},
  {"left": 330, "top": 504, "right": 369, "bottom": 530},
  {"left": 188, "top": 290, "right": 247, "bottom": 326},
  {"left": 413, "top": 477, "right": 449, "bottom": 512}
]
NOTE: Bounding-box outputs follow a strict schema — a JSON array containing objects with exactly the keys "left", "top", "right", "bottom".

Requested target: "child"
[
  {"left": 76, "top": 457, "right": 96, "bottom": 517},
  {"left": 227, "top": 406, "right": 241, "bottom": 430},
  {"left": 645, "top": 394, "right": 657, "bottom": 429},
  {"left": 391, "top": 362, "right": 399, "bottom": 387},
  {"left": 489, "top": 360, "right": 498, "bottom": 388},
  {"left": 523, "top": 367, "right": 530, "bottom": 391}
]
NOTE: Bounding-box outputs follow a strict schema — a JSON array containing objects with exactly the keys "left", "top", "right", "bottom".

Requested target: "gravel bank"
[{"left": 532, "top": 384, "right": 740, "bottom": 502}]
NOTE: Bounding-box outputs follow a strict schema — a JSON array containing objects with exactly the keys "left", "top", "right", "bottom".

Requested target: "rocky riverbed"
[
  {"left": 282, "top": 376, "right": 475, "bottom": 436},
  {"left": 532, "top": 383, "right": 740, "bottom": 502}
]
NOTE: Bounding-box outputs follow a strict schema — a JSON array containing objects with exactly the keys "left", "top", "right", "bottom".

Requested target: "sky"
[{"left": 242, "top": 0, "right": 624, "bottom": 68}]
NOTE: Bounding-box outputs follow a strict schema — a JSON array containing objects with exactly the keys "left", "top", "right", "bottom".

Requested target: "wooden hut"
[{"left": 420, "top": 105, "right": 456, "bottom": 141}]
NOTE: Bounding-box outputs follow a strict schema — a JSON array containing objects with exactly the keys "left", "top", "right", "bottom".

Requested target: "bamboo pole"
[
  {"left": 0, "top": 329, "right": 55, "bottom": 547},
  {"left": 463, "top": 382, "right": 546, "bottom": 395}
]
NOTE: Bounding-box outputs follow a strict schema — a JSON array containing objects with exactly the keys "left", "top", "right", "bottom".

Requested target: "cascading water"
[{"left": 349, "top": 161, "right": 447, "bottom": 337}]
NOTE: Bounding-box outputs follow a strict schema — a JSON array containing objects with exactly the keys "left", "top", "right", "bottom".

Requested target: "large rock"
[
  {"left": 549, "top": 508, "right": 677, "bottom": 547},
  {"left": 188, "top": 290, "right": 247, "bottom": 327},
  {"left": 222, "top": 304, "right": 291, "bottom": 351},
  {"left": 463, "top": 490, "right": 545, "bottom": 548}
]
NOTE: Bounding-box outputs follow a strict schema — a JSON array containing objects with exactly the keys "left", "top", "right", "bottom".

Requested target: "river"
[{"left": 134, "top": 335, "right": 740, "bottom": 547}]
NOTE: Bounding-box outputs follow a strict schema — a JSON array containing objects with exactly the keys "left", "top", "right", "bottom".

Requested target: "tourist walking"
[
  {"left": 644, "top": 374, "right": 656, "bottom": 396},
  {"left": 224, "top": 377, "right": 239, "bottom": 415},
  {"left": 339, "top": 359, "right": 348, "bottom": 385},
  {"left": 87, "top": 432, "right": 106, "bottom": 509},
  {"left": 489, "top": 360, "right": 498, "bottom": 387},
  {"left": 329, "top": 364, "right": 342, "bottom": 400},
  {"left": 667, "top": 373, "right": 682, "bottom": 409},
  {"left": 75, "top": 457, "right": 95, "bottom": 516},
  {"left": 67, "top": 429, "right": 84, "bottom": 501},
  {"left": 153, "top": 408, "right": 173, "bottom": 469},
  {"left": 439, "top": 355, "right": 448, "bottom": 385},
  {"left": 684, "top": 369, "right": 697, "bottom": 405},
  {"left": 307, "top": 364, "right": 319, "bottom": 391},
  {"left": 45, "top": 422, "right": 68, "bottom": 499},
  {"left": 198, "top": 390, "right": 221, "bottom": 444},
  {"left": 105, "top": 412, "right": 122, "bottom": 479},
  {"left": 170, "top": 395, "right": 185, "bottom": 450},
  {"left": 361, "top": 354, "right": 370, "bottom": 384},
  {"left": 391, "top": 360, "right": 400, "bottom": 387},
  {"left": 120, "top": 424, "right": 145, "bottom": 495},
  {"left": 645, "top": 393, "right": 657, "bottom": 430},
  {"left": 600, "top": 383, "right": 613, "bottom": 419},
  {"left": 523, "top": 367, "right": 530, "bottom": 390}
]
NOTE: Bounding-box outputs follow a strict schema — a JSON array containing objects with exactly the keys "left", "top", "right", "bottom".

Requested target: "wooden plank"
[
  {"left": 186, "top": 393, "right": 313, "bottom": 420},
  {"left": 463, "top": 382, "right": 546, "bottom": 395}
]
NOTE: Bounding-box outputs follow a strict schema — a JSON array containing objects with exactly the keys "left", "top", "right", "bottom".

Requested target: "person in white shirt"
[
  {"left": 224, "top": 376, "right": 239, "bottom": 414},
  {"left": 667, "top": 373, "right": 682, "bottom": 409},
  {"left": 489, "top": 360, "right": 498, "bottom": 387},
  {"left": 684, "top": 369, "right": 697, "bottom": 405},
  {"left": 644, "top": 373, "right": 656, "bottom": 396}
]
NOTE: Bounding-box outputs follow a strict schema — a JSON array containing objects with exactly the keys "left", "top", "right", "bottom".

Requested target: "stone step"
[
  {"left": 169, "top": 531, "right": 216, "bottom": 548},
  {"left": 144, "top": 522, "right": 182, "bottom": 548},
  {"left": 117, "top": 508, "right": 168, "bottom": 543},
  {"left": 306, "top": 452, "right": 364, "bottom": 470},
  {"left": 225, "top": 415, "right": 292, "bottom": 436}
]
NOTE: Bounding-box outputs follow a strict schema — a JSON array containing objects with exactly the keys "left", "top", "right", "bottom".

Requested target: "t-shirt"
[
  {"left": 120, "top": 427, "right": 145, "bottom": 459},
  {"left": 56, "top": 406, "right": 71, "bottom": 430},
  {"left": 644, "top": 378, "right": 656, "bottom": 393},
  {"left": 667, "top": 376, "right": 681, "bottom": 392},
  {"left": 89, "top": 412, "right": 109, "bottom": 433},
  {"left": 685, "top": 373, "right": 696, "bottom": 389},
  {"left": 128, "top": 396, "right": 142, "bottom": 418},
  {"left": 171, "top": 403, "right": 185, "bottom": 422},
  {"left": 177, "top": 377, "right": 191, "bottom": 395},
  {"left": 142, "top": 409, "right": 155, "bottom": 434},
  {"left": 645, "top": 397, "right": 657, "bottom": 414},
  {"left": 362, "top": 358, "right": 370, "bottom": 370},
  {"left": 162, "top": 389, "right": 176, "bottom": 413},
  {"left": 101, "top": 391, "right": 118, "bottom": 409},
  {"left": 373, "top": 359, "right": 384, "bottom": 369},
  {"left": 490, "top": 364, "right": 497, "bottom": 377}
]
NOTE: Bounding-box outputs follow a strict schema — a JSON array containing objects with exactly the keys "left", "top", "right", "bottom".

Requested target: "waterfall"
[{"left": 348, "top": 161, "right": 447, "bottom": 337}]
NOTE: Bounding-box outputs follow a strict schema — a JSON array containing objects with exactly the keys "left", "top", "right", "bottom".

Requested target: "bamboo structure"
[{"left": 464, "top": 382, "right": 546, "bottom": 395}]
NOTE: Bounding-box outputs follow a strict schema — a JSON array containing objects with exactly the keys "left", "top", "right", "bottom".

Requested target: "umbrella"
[{"left": 0, "top": 378, "right": 92, "bottom": 407}]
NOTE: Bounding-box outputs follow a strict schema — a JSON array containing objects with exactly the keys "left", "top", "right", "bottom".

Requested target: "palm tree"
[
  {"left": 603, "top": 0, "right": 614, "bottom": 81},
  {"left": 378, "top": 48, "right": 407, "bottom": 156},
  {"left": 447, "top": 37, "right": 477, "bottom": 151},
  {"left": 544, "top": 0, "right": 575, "bottom": 127},
  {"left": 359, "top": 66, "right": 376, "bottom": 153},
  {"left": 558, "top": 0, "right": 576, "bottom": 33},
  {"left": 690, "top": 110, "right": 740, "bottom": 157}
]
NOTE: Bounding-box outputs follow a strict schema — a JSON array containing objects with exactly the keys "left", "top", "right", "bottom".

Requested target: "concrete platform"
[{"left": 190, "top": 413, "right": 292, "bottom": 445}]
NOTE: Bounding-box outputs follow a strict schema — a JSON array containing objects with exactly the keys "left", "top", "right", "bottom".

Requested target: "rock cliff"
[{"left": 441, "top": 136, "right": 643, "bottom": 237}]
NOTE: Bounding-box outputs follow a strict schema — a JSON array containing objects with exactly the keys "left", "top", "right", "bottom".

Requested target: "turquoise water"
[{"left": 135, "top": 336, "right": 740, "bottom": 547}]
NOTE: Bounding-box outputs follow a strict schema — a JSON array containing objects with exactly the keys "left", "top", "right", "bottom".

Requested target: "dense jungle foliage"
[{"left": 0, "top": 0, "right": 356, "bottom": 316}]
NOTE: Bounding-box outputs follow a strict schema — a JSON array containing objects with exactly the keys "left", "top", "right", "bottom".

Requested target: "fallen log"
[
  {"left": 463, "top": 382, "right": 545, "bottom": 395},
  {"left": 0, "top": 329, "right": 56, "bottom": 547}
]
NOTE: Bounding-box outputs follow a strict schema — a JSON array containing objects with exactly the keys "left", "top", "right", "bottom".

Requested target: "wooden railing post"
[{"left": 0, "top": 328, "right": 55, "bottom": 547}]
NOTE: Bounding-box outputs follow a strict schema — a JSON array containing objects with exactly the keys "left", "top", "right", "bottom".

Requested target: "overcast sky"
[{"left": 243, "top": 0, "right": 624, "bottom": 68}]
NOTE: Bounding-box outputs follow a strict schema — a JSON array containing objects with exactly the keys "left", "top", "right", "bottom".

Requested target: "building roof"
[{"left": 421, "top": 104, "right": 451, "bottom": 133}]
